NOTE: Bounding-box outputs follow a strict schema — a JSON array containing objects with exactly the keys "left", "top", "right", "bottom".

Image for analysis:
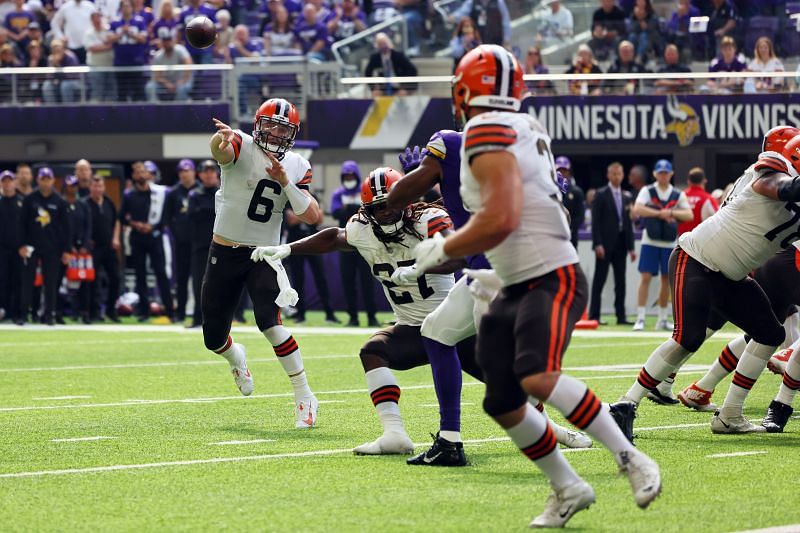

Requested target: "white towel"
[{"left": 266, "top": 258, "right": 299, "bottom": 307}]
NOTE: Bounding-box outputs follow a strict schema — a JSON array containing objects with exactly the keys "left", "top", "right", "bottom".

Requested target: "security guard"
[
  {"left": 119, "top": 161, "right": 174, "bottom": 321},
  {"left": 166, "top": 159, "right": 197, "bottom": 322},
  {"left": 186, "top": 160, "right": 219, "bottom": 328},
  {"left": 0, "top": 170, "right": 23, "bottom": 322},
  {"left": 18, "top": 167, "right": 70, "bottom": 326}
]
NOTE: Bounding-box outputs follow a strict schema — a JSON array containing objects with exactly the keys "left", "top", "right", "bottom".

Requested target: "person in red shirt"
[{"left": 678, "top": 167, "right": 719, "bottom": 235}]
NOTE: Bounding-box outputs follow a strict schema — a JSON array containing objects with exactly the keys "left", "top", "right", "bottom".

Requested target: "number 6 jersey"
[
  {"left": 679, "top": 151, "right": 800, "bottom": 281},
  {"left": 214, "top": 130, "right": 312, "bottom": 246},
  {"left": 345, "top": 207, "right": 454, "bottom": 326}
]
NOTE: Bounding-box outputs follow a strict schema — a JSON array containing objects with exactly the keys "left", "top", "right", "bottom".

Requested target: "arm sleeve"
[
  {"left": 295, "top": 165, "right": 312, "bottom": 191},
  {"left": 425, "top": 212, "right": 453, "bottom": 237}
]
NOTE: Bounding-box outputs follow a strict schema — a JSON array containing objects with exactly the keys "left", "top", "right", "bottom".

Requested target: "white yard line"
[
  {"left": 735, "top": 525, "right": 800, "bottom": 533},
  {"left": 51, "top": 436, "right": 116, "bottom": 443},
  {"left": 706, "top": 451, "right": 767, "bottom": 459},
  {"left": 0, "top": 421, "right": 709, "bottom": 480},
  {"left": 208, "top": 439, "right": 276, "bottom": 446},
  {"left": 33, "top": 395, "right": 92, "bottom": 401}
]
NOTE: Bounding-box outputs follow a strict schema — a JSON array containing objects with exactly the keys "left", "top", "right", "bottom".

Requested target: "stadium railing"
[{"left": 331, "top": 15, "right": 408, "bottom": 79}]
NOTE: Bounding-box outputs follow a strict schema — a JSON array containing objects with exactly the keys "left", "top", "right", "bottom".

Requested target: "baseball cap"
[
  {"left": 28, "top": 21, "right": 40, "bottom": 30},
  {"left": 654, "top": 159, "right": 673, "bottom": 173},
  {"left": 177, "top": 159, "right": 195, "bottom": 171},
  {"left": 64, "top": 175, "right": 79, "bottom": 186},
  {"left": 554, "top": 156, "right": 571, "bottom": 171},
  {"left": 198, "top": 159, "right": 218, "bottom": 171},
  {"left": 157, "top": 26, "right": 174, "bottom": 40},
  {"left": 0, "top": 170, "right": 14, "bottom": 180},
  {"left": 144, "top": 160, "right": 159, "bottom": 173},
  {"left": 37, "top": 167, "right": 54, "bottom": 179}
]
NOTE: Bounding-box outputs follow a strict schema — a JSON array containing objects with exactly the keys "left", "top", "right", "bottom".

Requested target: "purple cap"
[
  {"left": 340, "top": 160, "right": 361, "bottom": 182},
  {"left": 64, "top": 175, "right": 79, "bottom": 187},
  {"left": 177, "top": 159, "right": 195, "bottom": 171},
  {"left": 0, "top": 170, "right": 14, "bottom": 180},
  {"left": 37, "top": 167, "right": 54, "bottom": 179},
  {"left": 144, "top": 160, "right": 159, "bottom": 173},
  {"left": 554, "top": 156, "right": 571, "bottom": 171}
]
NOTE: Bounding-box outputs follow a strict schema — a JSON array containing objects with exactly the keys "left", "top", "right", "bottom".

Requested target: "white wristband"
[{"left": 283, "top": 181, "right": 312, "bottom": 215}]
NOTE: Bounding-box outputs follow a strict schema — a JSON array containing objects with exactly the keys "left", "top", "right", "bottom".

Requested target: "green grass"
[{"left": 0, "top": 313, "right": 797, "bottom": 532}]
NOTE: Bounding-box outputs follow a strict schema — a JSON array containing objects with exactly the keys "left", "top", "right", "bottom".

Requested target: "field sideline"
[{"left": 1, "top": 314, "right": 798, "bottom": 532}]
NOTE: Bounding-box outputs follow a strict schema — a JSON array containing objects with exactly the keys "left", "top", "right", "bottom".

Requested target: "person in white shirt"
[
  {"left": 536, "top": 0, "right": 573, "bottom": 47},
  {"left": 747, "top": 36, "right": 784, "bottom": 92},
  {"left": 84, "top": 9, "right": 116, "bottom": 101},
  {"left": 50, "top": 0, "right": 94, "bottom": 63},
  {"left": 145, "top": 26, "right": 193, "bottom": 101},
  {"left": 632, "top": 159, "right": 692, "bottom": 334}
]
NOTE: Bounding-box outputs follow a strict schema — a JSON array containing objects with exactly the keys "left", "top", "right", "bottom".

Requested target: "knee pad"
[
  {"left": 253, "top": 300, "right": 280, "bottom": 332},
  {"left": 482, "top": 391, "right": 527, "bottom": 418},
  {"left": 202, "top": 323, "right": 229, "bottom": 352},
  {"left": 753, "top": 325, "right": 785, "bottom": 349}
]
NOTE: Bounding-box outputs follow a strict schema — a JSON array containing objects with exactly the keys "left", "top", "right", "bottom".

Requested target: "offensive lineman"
[
  {"left": 206, "top": 98, "right": 321, "bottom": 428},
  {"left": 251, "top": 167, "right": 482, "bottom": 458},
  {"left": 413, "top": 45, "right": 661, "bottom": 527}
]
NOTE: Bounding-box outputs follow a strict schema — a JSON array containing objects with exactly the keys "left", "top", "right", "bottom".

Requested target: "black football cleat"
[
  {"left": 762, "top": 400, "right": 793, "bottom": 433},
  {"left": 646, "top": 387, "right": 680, "bottom": 406},
  {"left": 407, "top": 433, "right": 467, "bottom": 467},
  {"left": 609, "top": 401, "right": 637, "bottom": 444}
]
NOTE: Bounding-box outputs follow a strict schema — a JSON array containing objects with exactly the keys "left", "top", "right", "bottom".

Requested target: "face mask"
[{"left": 343, "top": 179, "right": 357, "bottom": 190}]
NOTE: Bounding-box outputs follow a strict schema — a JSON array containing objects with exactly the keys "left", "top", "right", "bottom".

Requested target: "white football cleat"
[
  {"left": 654, "top": 318, "right": 673, "bottom": 331},
  {"left": 677, "top": 383, "right": 717, "bottom": 412},
  {"left": 295, "top": 395, "right": 318, "bottom": 428},
  {"left": 632, "top": 319, "right": 645, "bottom": 331},
  {"left": 711, "top": 410, "right": 766, "bottom": 434},
  {"left": 529, "top": 480, "right": 595, "bottom": 528},
  {"left": 767, "top": 348, "right": 793, "bottom": 375},
  {"left": 617, "top": 449, "right": 662, "bottom": 509},
  {"left": 353, "top": 431, "right": 414, "bottom": 455},
  {"left": 550, "top": 421, "right": 592, "bottom": 449},
  {"left": 230, "top": 343, "right": 253, "bottom": 396}
]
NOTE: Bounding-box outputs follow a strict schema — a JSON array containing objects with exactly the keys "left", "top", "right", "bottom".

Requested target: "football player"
[
  {"left": 413, "top": 44, "right": 660, "bottom": 528},
  {"left": 206, "top": 98, "right": 321, "bottom": 429},
  {"left": 611, "top": 127, "right": 800, "bottom": 435},
  {"left": 252, "top": 167, "right": 482, "bottom": 459},
  {"left": 387, "top": 131, "right": 592, "bottom": 466}
]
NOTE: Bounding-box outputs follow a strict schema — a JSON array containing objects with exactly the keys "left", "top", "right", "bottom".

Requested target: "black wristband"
[{"left": 777, "top": 176, "right": 800, "bottom": 202}]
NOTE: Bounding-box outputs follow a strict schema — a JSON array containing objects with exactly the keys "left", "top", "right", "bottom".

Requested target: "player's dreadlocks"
[{"left": 358, "top": 200, "right": 445, "bottom": 250}]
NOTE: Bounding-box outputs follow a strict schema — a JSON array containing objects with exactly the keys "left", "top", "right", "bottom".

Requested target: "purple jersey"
[
  {"left": 421, "top": 129, "right": 490, "bottom": 270},
  {"left": 229, "top": 37, "right": 263, "bottom": 60},
  {"left": 110, "top": 15, "right": 149, "bottom": 65},
  {"left": 180, "top": 4, "right": 217, "bottom": 55},
  {"left": 332, "top": 11, "right": 366, "bottom": 41},
  {"left": 136, "top": 8, "right": 155, "bottom": 28},
  {"left": 5, "top": 9, "right": 34, "bottom": 34},
  {"left": 293, "top": 20, "right": 327, "bottom": 53}
]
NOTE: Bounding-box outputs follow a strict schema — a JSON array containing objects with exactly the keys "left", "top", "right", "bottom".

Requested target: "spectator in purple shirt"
[
  {"left": 180, "top": 0, "right": 217, "bottom": 64},
  {"left": 4, "top": 0, "right": 34, "bottom": 53},
  {"left": 42, "top": 38, "right": 82, "bottom": 103},
  {"left": 110, "top": 0, "right": 149, "bottom": 101},
  {"left": 152, "top": 0, "right": 179, "bottom": 47},
  {"left": 707, "top": 35, "right": 745, "bottom": 93},
  {"left": 328, "top": 0, "right": 366, "bottom": 43},
  {"left": 294, "top": 3, "right": 328, "bottom": 61},
  {"left": 666, "top": 0, "right": 699, "bottom": 61},
  {"left": 133, "top": 0, "right": 154, "bottom": 30}
]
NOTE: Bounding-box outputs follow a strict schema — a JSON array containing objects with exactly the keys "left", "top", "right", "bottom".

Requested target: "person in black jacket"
[
  {"left": 555, "top": 156, "right": 585, "bottom": 249},
  {"left": 18, "top": 167, "right": 71, "bottom": 326},
  {"left": 86, "top": 175, "right": 121, "bottom": 322},
  {"left": 119, "top": 161, "right": 174, "bottom": 322},
  {"left": 165, "top": 159, "right": 197, "bottom": 323},
  {"left": 186, "top": 160, "right": 218, "bottom": 329},
  {"left": 0, "top": 170, "right": 23, "bottom": 322},
  {"left": 62, "top": 175, "right": 93, "bottom": 323},
  {"left": 589, "top": 162, "right": 636, "bottom": 325},
  {"left": 364, "top": 32, "right": 418, "bottom": 96},
  {"left": 329, "top": 160, "right": 378, "bottom": 327}
]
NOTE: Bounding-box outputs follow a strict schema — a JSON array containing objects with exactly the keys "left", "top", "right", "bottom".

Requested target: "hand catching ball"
[{"left": 185, "top": 16, "right": 216, "bottom": 49}]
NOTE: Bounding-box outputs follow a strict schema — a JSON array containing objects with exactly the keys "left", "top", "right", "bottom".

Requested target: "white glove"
[
  {"left": 250, "top": 244, "right": 291, "bottom": 263},
  {"left": 463, "top": 268, "right": 503, "bottom": 303},
  {"left": 390, "top": 265, "right": 419, "bottom": 285},
  {"left": 413, "top": 232, "right": 449, "bottom": 273},
  {"left": 267, "top": 258, "right": 299, "bottom": 307}
]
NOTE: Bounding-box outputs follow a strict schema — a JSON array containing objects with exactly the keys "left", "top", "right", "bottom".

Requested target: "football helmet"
[
  {"left": 361, "top": 167, "right": 405, "bottom": 235},
  {"left": 782, "top": 135, "right": 800, "bottom": 176},
  {"left": 452, "top": 44, "right": 524, "bottom": 128},
  {"left": 253, "top": 98, "right": 300, "bottom": 155},
  {"left": 762, "top": 126, "right": 799, "bottom": 153}
]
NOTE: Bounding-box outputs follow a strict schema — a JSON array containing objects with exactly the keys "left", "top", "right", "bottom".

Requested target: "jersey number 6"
[{"left": 247, "top": 179, "right": 283, "bottom": 223}]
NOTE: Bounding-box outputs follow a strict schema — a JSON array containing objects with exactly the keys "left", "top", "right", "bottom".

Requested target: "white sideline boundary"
[
  {"left": 0, "top": 426, "right": 690, "bottom": 480},
  {"left": 707, "top": 451, "right": 767, "bottom": 459},
  {"left": 735, "top": 525, "right": 800, "bottom": 533}
]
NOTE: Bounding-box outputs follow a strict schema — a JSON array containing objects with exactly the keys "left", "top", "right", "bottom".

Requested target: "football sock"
[
  {"left": 365, "top": 367, "right": 405, "bottom": 434},
  {"left": 263, "top": 325, "right": 312, "bottom": 399},
  {"left": 547, "top": 374, "right": 634, "bottom": 457},
  {"left": 776, "top": 349, "right": 800, "bottom": 406},
  {"left": 658, "top": 306, "right": 669, "bottom": 322},
  {"left": 213, "top": 335, "right": 243, "bottom": 366},
  {"left": 636, "top": 306, "right": 646, "bottom": 321},
  {"left": 784, "top": 312, "right": 800, "bottom": 349},
  {"left": 625, "top": 338, "right": 689, "bottom": 403},
  {"left": 720, "top": 341, "right": 776, "bottom": 417},
  {"left": 696, "top": 335, "right": 746, "bottom": 391},
  {"left": 506, "top": 403, "right": 582, "bottom": 491},
  {"left": 421, "top": 337, "right": 463, "bottom": 435}
]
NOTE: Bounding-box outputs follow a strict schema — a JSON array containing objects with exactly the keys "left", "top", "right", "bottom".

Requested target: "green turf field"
[{"left": 1, "top": 313, "right": 797, "bottom": 532}]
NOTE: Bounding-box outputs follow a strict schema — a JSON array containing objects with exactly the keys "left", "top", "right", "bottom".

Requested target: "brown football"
[{"left": 185, "top": 16, "right": 216, "bottom": 49}]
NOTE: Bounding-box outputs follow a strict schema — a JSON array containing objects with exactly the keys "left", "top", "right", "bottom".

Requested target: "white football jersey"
[
  {"left": 459, "top": 111, "right": 578, "bottom": 286},
  {"left": 679, "top": 152, "right": 800, "bottom": 280},
  {"left": 214, "top": 130, "right": 312, "bottom": 246},
  {"left": 345, "top": 207, "right": 454, "bottom": 326}
]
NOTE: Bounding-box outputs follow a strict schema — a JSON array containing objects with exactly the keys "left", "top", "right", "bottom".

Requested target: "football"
[{"left": 185, "top": 16, "right": 216, "bottom": 49}]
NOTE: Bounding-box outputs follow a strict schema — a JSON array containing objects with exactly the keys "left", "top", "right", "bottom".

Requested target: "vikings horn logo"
[{"left": 664, "top": 95, "right": 700, "bottom": 147}]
